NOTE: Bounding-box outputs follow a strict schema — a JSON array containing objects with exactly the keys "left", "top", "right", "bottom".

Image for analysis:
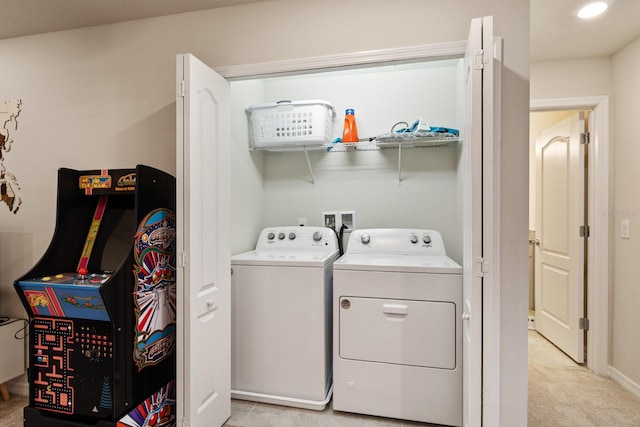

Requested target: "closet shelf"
[
  {"left": 374, "top": 135, "right": 460, "bottom": 149},
  {"left": 250, "top": 136, "right": 461, "bottom": 184},
  {"left": 251, "top": 136, "right": 461, "bottom": 153}
]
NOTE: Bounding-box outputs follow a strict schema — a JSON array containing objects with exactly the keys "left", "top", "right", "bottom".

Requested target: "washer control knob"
[
  {"left": 410, "top": 234, "right": 418, "bottom": 244},
  {"left": 313, "top": 231, "right": 322, "bottom": 241},
  {"left": 278, "top": 232, "right": 286, "bottom": 240},
  {"left": 423, "top": 235, "right": 432, "bottom": 244},
  {"left": 267, "top": 232, "right": 275, "bottom": 240},
  {"left": 289, "top": 232, "right": 296, "bottom": 240},
  {"left": 361, "top": 234, "right": 371, "bottom": 244}
]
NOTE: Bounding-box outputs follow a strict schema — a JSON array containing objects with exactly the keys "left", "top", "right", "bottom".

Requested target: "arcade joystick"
[{"left": 77, "top": 268, "right": 88, "bottom": 280}]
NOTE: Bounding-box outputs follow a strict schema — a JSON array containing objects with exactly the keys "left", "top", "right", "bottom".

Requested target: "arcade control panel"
[
  {"left": 31, "top": 270, "right": 111, "bottom": 286},
  {"left": 17, "top": 270, "right": 112, "bottom": 322}
]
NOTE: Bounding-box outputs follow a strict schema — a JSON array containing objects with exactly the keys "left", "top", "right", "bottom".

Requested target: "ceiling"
[
  {"left": 0, "top": 0, "right": 268, "bottom": 40},
  {"left": 0, "top": 0, "right": 639, "bottom": 62},
  {"left": 531, "top": 0, "right": 640, "bottom": 61}
]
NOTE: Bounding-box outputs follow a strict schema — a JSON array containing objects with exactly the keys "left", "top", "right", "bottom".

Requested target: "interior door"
[
  {"left": 534, "top": 112, "right": 585, "bottom": 363},
  {"left": 462, "top": 15, "right": 493, "bottom": 427},
  {"left": 176, "top": 53, "right": 231, "bottom": 427}
]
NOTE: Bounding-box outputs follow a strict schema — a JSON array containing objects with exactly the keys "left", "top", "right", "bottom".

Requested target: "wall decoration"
[{"left": 0, "top": 99, "right": 22, "bottom": 213}]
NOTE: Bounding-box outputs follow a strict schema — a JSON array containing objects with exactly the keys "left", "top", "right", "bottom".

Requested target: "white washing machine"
[
  {"left": 333, "top": 228, "right": 462, "bottom": 426},
  {"left": 230, "top": 226, "right": 339, "bottom": 410}
]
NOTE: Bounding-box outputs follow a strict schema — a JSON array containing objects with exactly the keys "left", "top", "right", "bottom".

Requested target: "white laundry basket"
[{"left": 246, "top": 100, "right": 335, "bottom": 149}]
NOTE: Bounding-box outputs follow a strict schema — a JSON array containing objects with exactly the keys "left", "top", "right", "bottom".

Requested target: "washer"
[
  {"left": 230, "top": 226, "right": 339, "bottom": 410},
  {"left": 333, "top": 228, "right": 462, "bottom": 426}
]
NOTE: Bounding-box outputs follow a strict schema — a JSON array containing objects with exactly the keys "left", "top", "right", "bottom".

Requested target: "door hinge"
[
  {"left": 579, "top": 225, "right": 590, "bottom": 238},
  {"left": 474, "top": 50, "right": 487, "bottom": 70},
  {"left": 579, "top": 317, "right": 589, "bottom": 331},
  {"left": 178, "top": 251, "right": 187, "bottom": 268},
  {"left": 580, "top": 132, "right": 590, "bottom": 144},
  {"left": 178, "top": 80, "right": 186, "bottom": 97},
  {"left": 473, "top": 257, "right": 488, "bottom": 277}
]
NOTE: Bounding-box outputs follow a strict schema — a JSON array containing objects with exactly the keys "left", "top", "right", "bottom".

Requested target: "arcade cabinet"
[{"left": 14, "top": 165, "right": 176, "bottom": 427}]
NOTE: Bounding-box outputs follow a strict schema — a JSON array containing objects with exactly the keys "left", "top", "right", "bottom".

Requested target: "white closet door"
[
  {"left": 176, "top": 53, "right": 231, "bottom": 427},
  {"left": 463, "top": 15, "right": 495, "bottom": 427}
]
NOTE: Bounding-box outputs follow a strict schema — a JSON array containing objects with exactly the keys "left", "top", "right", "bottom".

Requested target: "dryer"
[
  {"left": 230, "top": 226, "right": 339, "bottom": 410},
  {"left": 333, "top": 228, "right": 462, "bottom": 426}
]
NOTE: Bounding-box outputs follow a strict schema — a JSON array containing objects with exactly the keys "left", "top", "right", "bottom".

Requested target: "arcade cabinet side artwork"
[{"left": 14, "top": 165, "right": 177, "bottom": 427}]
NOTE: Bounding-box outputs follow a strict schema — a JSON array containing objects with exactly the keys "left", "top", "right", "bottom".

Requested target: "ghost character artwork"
[{"left": 0, "top": 99, "right": 22, "bottom": 213}]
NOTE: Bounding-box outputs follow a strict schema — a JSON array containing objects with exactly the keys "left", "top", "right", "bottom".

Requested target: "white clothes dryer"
[
  {"left": 333, "top": 228, "right": 462, "bottom": 426},
  {"left": 230, "top": 226, "right": 339, "bottom": 410}
]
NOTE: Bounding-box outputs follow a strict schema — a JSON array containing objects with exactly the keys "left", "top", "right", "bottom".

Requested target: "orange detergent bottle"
[{"left": 342, "top": 108, "right": 359, "bottom": 143}]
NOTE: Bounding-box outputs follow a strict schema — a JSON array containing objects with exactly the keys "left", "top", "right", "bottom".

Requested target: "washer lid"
[
  {"left": 333, "top": 253, "right": 462, "bottom": 274},
  {"left": 231, "top": 249, "right": 339, "bottom": 267}
]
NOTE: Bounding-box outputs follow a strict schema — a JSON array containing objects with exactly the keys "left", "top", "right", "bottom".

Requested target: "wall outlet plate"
[
  {"left": 323, "top": 210, "right": 356, "bottom": 230},
  {"left": 621, "top": 219, "right": 630, "bottom": 239},
  {"left": 340, "top": 210, "right": 355, "bottom": 230},
  {"left": 322, "top": 212, "right": 337, "bottom": 229}
]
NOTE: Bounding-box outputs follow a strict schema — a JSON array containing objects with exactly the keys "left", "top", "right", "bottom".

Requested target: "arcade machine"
[{"left": 14, "top": 165, "right": 176, "bottom": 427}]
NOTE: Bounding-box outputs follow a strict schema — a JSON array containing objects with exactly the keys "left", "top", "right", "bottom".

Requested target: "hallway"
[{"left": 528, "top": 330, "right": 640, "bottom": 426}]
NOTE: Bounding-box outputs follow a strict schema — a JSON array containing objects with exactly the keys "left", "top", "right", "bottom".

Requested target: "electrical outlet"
[{"left": 322, "top": 212, "right": 337, "bottom": 230}]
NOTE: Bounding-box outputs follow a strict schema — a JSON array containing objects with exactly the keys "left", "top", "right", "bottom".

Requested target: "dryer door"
[{"left": 338, "top": 296, "right": 456, "bottom": 369}]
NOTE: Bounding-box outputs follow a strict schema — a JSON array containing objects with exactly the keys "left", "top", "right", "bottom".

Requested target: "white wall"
[
  {"left": 611, "top": 35, "right": 640, "bottom": 388},
  {"left": 0, "top": 0, "right": 530, "bottom": 423},
  {"left": 231, "top": 61, "right": 464, "bottom": 262},
  {"left": 230, "top": 79, "right": 267, "bottom": 254},
  {"left": 530, "top": 58, "right": 612, "bottom": 99}
]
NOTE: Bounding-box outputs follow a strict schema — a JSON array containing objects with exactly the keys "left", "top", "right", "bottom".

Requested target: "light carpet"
[{"left": 528, "top": 330, "right": 640, "bottom": 426}]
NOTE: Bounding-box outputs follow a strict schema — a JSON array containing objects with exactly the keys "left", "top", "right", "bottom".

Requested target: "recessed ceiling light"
[{"left": 577, "top": 1, "right": 609, "bottom": 19}]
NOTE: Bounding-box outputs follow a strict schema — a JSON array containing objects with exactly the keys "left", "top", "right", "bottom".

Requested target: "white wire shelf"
[{"left": 250, "top": 136, "right": 461, "bottom": 183}]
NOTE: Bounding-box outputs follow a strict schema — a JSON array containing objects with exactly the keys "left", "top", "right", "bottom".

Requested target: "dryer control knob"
[
  {"left": 313, "top": 231, "right": 322, "bottom": 241},
  {"left": 361, "top": 234, "right": 371, "bottom": 244},
  {"left": 289, "top": 232, "right": 296, "bottom": 240},
  {"left": 267, "top": 232, "right": 275, "bottom": 240},
  {"left": 278, "top": 232, "right": 286, "bottom": 240},
  {"left": 410, "top": 234, "right": 418, "bottom": 244},
  {"left": 423, "top": 235, "right": 432, "bottom": 244}
]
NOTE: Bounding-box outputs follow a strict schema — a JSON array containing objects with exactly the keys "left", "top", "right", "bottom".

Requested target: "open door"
[
  {"left": 176, "top": 53, "right": 231, "bottom": 427},
  {"left": 463, "top": 15, "right": 494, "bottom": 427},
  {"left": 535, "top": 112, "right": 585, "bottom": 363}
]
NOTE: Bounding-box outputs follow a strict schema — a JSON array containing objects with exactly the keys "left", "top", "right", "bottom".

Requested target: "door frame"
[
  {"left": 216, "top": 32, "right": 497, "bottom": 426},
  {"left": 530, "top": 96, "right": 610, "bottom": 375}
]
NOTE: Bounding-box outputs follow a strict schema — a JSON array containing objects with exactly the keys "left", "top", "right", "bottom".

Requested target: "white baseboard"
[
  {"left": 609, "top": 366, "right": 640, "bottom": 398},
  {"left": 7, "top": 376, "right": 28, "bottom": 397}
]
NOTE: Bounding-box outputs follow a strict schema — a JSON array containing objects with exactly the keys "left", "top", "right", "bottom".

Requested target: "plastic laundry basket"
[{"left": 246, "top": 100, "right": 335, "bottom": 149}]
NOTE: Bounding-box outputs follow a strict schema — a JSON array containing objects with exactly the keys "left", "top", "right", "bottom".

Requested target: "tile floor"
[
  {"left": 0, "top": 394, "right": 439, "bottom": 426},
  {"left": 224, "top": 399, "right": 438, "bottom": 426}
]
